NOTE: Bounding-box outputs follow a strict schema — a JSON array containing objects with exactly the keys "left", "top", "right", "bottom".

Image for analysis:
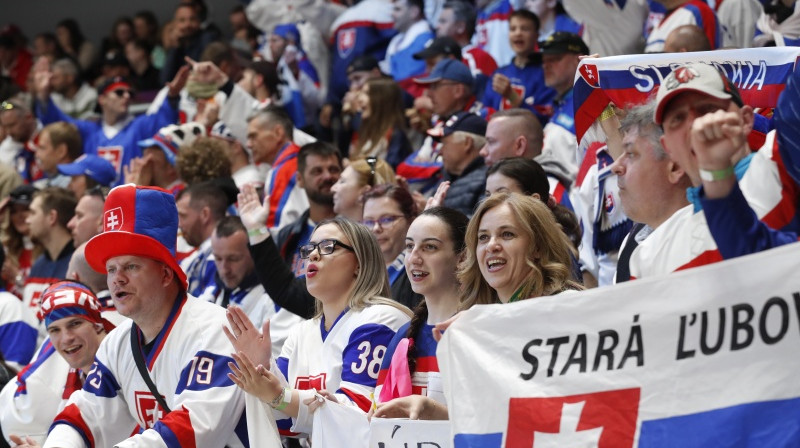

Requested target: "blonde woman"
[
  {"left": 331, "top": 157, "right": 396, "bottom": 221},
  {"left": 226, "top": 216, "right": 412, "bottom": 438}
]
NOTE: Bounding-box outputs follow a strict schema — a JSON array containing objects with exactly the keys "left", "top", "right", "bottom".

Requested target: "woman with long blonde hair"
[{"left": 226, "top": 216, "right": 411, "bottom": 439}]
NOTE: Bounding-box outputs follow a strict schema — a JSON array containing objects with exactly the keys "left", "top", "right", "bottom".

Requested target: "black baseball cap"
[
  {"left": 540, "top": 32, "right": 589, "bottom": 55},
  {"left": 413, "top": 37, "right": 462, "bottom": 60}
]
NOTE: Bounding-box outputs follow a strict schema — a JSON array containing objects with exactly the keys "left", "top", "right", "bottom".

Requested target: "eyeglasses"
[
  {"left": 366, "top": 156, "right": 377, "bottom": 186},
  {"left": 362, "top": 215, "right": 404, "bottom": 229},
  {"left": 1, "top": 101, "right": 15, "bottom": 111},
  {"left": 112, "top": 89, "right": 132, "bottom": 98},
  {"left": 299, "top": 238, "right": 355, "bottom": 259},
  {"left": 86, "top": 185, "right": 107, "bottom": 201}
]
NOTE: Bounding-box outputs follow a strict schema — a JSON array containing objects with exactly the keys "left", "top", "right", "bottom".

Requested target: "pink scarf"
[{"left": 378, "top": 338, "right": 414, "bottom": 402}]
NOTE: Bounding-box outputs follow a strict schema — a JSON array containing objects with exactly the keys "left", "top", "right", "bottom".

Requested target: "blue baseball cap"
[
  {"left": 414, "top": 59, "right": 473, "bottom": 86},
  {"left": 57, "top": 154, "right": 117, "bottom": 186}
]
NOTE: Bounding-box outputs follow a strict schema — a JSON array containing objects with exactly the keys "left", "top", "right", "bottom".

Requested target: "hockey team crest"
[
  {"left": 104, "top": 206, "right": 124, "bottom": 231},
  {"left": 134, "top": 390, "right": 166, "bottom": 429},
  {"left": 338, "top": 29, "right": 356, "bottom": 59}
]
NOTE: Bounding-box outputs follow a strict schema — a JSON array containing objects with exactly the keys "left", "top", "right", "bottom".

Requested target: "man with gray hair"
[
  {"left": 49, "top": 59, "right": 97, "bottom": 119},
  {"left": 611, "top": 101, "right": 691, "bottom": 282},
  {"left": 246, "top": 105, "right": 308, "bottom": 232}
]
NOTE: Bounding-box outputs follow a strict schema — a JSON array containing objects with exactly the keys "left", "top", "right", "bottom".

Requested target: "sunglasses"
[{"left": 111, "top": 89, "right": 133, "bottom": 98}]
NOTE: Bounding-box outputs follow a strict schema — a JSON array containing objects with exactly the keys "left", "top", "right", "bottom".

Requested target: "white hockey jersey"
[
  {"left": 269, "top": 303, "right": 410, "bottom": 436},
  {"left": 43, "top": 296, "right": 248, "bottom": 448}
]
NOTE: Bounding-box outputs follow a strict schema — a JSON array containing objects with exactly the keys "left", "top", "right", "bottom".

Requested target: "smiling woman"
[{"left": 459, "top": 192, "right": 581, "bottom": 308}]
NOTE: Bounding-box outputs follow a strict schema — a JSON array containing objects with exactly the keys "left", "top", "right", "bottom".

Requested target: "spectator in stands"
[
  {"left": 177, "top": 181, "right": 228, "bottom": 299},
  {"left": 412, "top": 36, "right": 463, "bottom": 75},
  {"left": 524, "top": 0, "right": 581, "bottom": 40},
  {"left": 382, "top": 0, "right": 435, "bottom": 93},
  {"left": 664, "top": 24, "right": 712, "bottom": 52},
  {"left": 473, "top": 0, "right": 514, "bottom": 66},
  {"left": 485, "top": 157, "right": 581, "bottom": 251},
  {"left": 436, "top": 1, "right": 498, "bottom": 92},
  {"left": 268, "top": 23, "right": 324, "bottom": 128},
  {"left": 99, "top": 17, "right": 135, "bottom": 63},
  {"left": 247, "top": 106, "right": 307, "bottom": 232},
  {"left": 483, "top": 10, "right": 556, "bottom": 125},
  {"left": 129, "top": 122, "right": 206, "bottom": 195},
  {"left": 0, "top": 31, "right": 33, "bottom": 91},
  {"left": 34, "top": 122, "right": 83, "bottom": 189},
  {"left": 2, "top": 281, "right": 114, "bottom": 447},
  {"left": 561, "top": 0, "right": 647, "bottom": 56},
  {"left": 0, "top": 185, "right": 39, "bottom": 298},
  {"left": 277, "top": 142, "right": 342, "bottom": 277},
  {"left": 96, "top": 51, "right": 131, "bottom": 87},
  {"left": 175, "top": 136, "right": 233, "bottom": 186},
  {"left": 49, "top": 59, "right": 97, "bottom": 119},
  {"left": 161, "top": 1, "right": 221, "bottom": 84},
  {"left": 479, "top": 109, "right": 573, "bottom": 208},
  {"left": 350, "top": 78, "right": 412, "bottom": 168},
  {"left": 133, "top": 10, "right": 165, "bottom": 69},
  {"left": 0, "top": 100, "right": 44, "bottom": 185},
  {"left": 331, "top": 157, "right": 397, "bottom": 221},
  {"left": 645, "top": 0, "right": 720, "bottom": 52},
  {"left": 210, "top": 122, "right": 262, "bottom": 190},
  {"left": 540, "top": 31, "right": 589, "bottom": 179},
  {"left": 210, "top": 216, "right": 303, "bottom": 359},
  {"left": 362, "top": 184, "right": 423, "bottom": 309},
  {"left": 57, "top": 154, "right": 115, "bottom": 199},
  {"left": 237, "top": 60, "right": 280, "bottom": 107},
  {"left": 373, "top": 206, "right": 468, "bottom": 418},
  {"left": 34, "top": 59, "right": 187, "bottom": 185},
  {"left": 66, "top": 186, "right": 105, "bottom": 248},
  {"left": 611, "top": 101, "right": 691, "bottom": 282},
  {"left": 459, "top": 192, "right": 581, "bottom": 308},
  {"left": 0, "top": 243, "right": 38, "bottom": 373},
  {"left": 428, "top": 112, "right": 488, "bottom": 217},
  {"left": 32, "top": 33, "right": 64, "bottom": 61},
  {"left": 23, "top": 187, "right": 76, "bottom": 310},
  {"left": 124, "top": 39, "right": 160, "bottom": 92},
  {"left": 55, "top": 19, "right": 96, "bottom": 75}
]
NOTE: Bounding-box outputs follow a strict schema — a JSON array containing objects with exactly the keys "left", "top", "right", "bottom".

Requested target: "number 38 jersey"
[
  {"left": 275, "top": 304, "right": 410, "bottom": 435},
  {"left": 44, "top": 296, "right": 248, "bottom": 448}
]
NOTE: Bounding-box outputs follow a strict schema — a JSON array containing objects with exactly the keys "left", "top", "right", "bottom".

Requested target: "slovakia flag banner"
[
  {"left": 573, "top": 47, "right": 800, "bottom": 147},
  {"left": 438, "top": 242, "right": 800, "bottom": 447}
]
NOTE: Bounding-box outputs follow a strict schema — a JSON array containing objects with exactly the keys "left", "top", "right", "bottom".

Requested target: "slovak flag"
[{"left": 579, "top": 63, "right": 600, "bottom": 88}]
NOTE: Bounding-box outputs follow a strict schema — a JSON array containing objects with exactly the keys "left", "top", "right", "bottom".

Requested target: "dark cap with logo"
[
  {"left": 428, "top": 112, "right": 487, "bottom": 140},
  {"left": 540, "top": 32, "right": 589, "bottom": 55},
  {"left": 413, "top": 37, "right": 462, "bottom": 60}
]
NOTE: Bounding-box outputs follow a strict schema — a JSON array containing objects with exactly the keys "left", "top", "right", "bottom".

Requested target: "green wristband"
[{"left": 699, "top": 166, "right": 735, "bottom": 182}]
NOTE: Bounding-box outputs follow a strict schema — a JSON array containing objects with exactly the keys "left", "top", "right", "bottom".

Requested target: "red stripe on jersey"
[
  {"left": 54, "top": 403, "right": 96, "bottom": 447},
  {"left": 675, "top": 249, "right": 723, "bottom": 271},
  {"left": 160, "top": 407, "right": 197, "bottom": 448},
  {"left": 575, "top": 142, "right": 602, "bottom": 188},
  {"left": 148, "top": 298, "right": 187, "bottom": 369},
  {"left": 760, "top": 137, "right": 800, "bottom": 229},
  {"left": 415, "top": 356, "right": 439, "bottom": 372},
  {"left": 340, "top": 387, "right": 373, "bottom": 412}
]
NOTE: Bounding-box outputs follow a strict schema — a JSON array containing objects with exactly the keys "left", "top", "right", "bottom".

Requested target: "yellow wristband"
[{"left": 599, "top": 104, "right": 616, "bottom": 121}]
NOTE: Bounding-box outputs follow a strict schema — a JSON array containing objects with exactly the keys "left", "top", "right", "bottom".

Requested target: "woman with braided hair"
[{"left": 372, "top": 206, "right": 467, "bottom": 420}]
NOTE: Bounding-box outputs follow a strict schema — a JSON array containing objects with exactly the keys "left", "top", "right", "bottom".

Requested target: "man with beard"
[
  {"left": 176, "top": 181, "right": 228, "bottom": 299},
  {"left": 275, "top": 142, "right": 342, "bottom": 276}
]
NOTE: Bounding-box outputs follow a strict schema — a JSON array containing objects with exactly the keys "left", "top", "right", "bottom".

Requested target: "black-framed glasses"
[
  {"left": 362, "top": 215, "right": 404, "bottom": 229},
  {"left": 299, "top": 239, "right": 355, "bottom": 259},
  {"left": 366, "top": 156, "right": 377, "bottom": 186}
]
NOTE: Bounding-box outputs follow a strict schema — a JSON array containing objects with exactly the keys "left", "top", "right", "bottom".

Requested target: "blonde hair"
[
  {"left": 349, "top": 158, "right": 397, "bottom": 187},
  {"left": 458, "top": 192, "right": 581, "bottom": 310},
  {"left": 313, "top": 217, "right": 412, "bottom": 318}
]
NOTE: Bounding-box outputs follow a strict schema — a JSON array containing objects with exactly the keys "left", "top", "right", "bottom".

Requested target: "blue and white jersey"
[
  {"left": 0, "top": 291, "right": 39, "bottom": 370},
  {"left": 542, "top": 88, "right": 579, "bottom": 180},
  {"left": 43, "top": 296, "right": 248, "bottom": 448},
  {"left": 472, "top": 0, "right": 515, "bottom": 68},
  {"left": 380, "top": 20, "right": 434, "bottom": 85},
  {"left": 36, "top": 97, "right": 178, "bottom": 186},
  {"left": 0, "top": 338, "right": 70, "bottom": 445},
  {"left": 270, "top": 303, "right": 409, "bottom": 436},
  {"left": 482, "top": 61, "right": 557, "bottom": 126},
  {"left": 180, "top": 238, "right": 218, "bottom": 300}
]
